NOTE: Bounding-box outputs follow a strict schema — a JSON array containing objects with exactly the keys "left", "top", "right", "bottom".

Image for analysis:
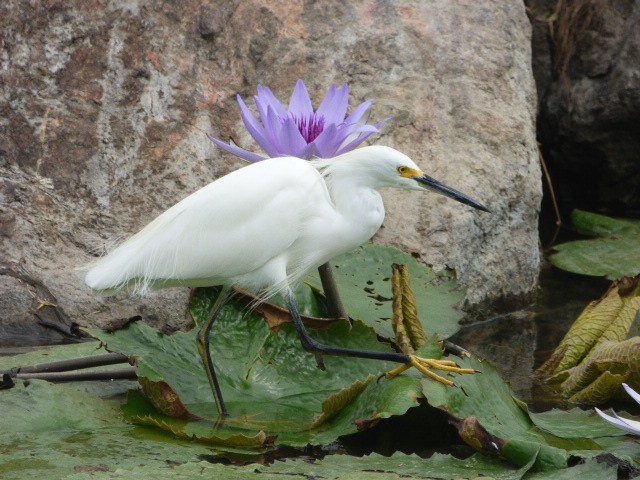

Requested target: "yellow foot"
[{"left": 385, "top": 354, "right": 477, "bottom": 386}]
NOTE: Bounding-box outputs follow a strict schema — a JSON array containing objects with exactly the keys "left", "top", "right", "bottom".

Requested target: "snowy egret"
[{"left": 85, "top": 145, "right": 489, "bottom": 416}]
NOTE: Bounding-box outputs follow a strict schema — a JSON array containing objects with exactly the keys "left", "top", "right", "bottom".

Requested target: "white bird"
[{"left": 86, "top": 145, "right": 488, "bottom": 416}]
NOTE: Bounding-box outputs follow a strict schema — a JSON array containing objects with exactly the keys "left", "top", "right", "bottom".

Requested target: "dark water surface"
[{"left": 450, "top": 265, "right": 610, "bottom": 411}]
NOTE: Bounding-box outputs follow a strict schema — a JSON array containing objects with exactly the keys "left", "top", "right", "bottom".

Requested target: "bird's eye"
[{"left": 397, "top": 166, "right": 408, "bottom": 175}]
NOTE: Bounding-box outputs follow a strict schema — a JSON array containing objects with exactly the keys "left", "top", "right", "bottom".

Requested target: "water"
[{"left": 450, "top": 264, "right": 609, "bottom": 411}]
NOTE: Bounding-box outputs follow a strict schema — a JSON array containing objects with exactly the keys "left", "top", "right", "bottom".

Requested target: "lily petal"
[
  {"left": 236, "top": 95, "right": 280, "bottom": 157},
  {"left": 288, "top": 80, "right": 314, "bottom": 118},
  {"left": 336, "top": 130, "right": 380, "bottom": 155},
  {"left": 623, "top": 383, "right": 640, "bottom": 405},
  {"left": 262, "top": 105, "right": 287, "bottom": 154},
  {"left": 595, "top": 408, "right": 640, "bottom": 434},
  {"left": 374, "top": 116, "right": 393, "bottom": 129},
  {"left": 317, "top": 84, "right": 349, "bottom": 125},
  {"left": 207, "top": 134, "right": 267, "bottom": 162},
  {"left": 315, "top": 83, "right": 336, "bottom": 119},
  {"left": 215, "top": 80, "right": 390, "bottom": 162},
  {"left": 300, "top": 142, "right": 315, "bottom": 159},
  {"left": 311, "top": 123, "right": 340, "bottom": 158},
  {"left": 278, "top": 116, "right": 308, "bottom": 157},
  {"left": 342, "top": 99, "right": 374, "bottom": 128},
  {"left": 256, "top": 84, "right": 287, "bottom": 118}
]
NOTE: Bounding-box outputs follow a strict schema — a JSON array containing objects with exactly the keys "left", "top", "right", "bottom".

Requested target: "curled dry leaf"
[{"left": 536, "top": 276, "right": 640, "bottom": 404}]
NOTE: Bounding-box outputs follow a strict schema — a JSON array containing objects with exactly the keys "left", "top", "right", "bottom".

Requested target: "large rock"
[
  {"left": 0, "top": 0, "right": 540, "bottom": 339},
  {"left": 532, "top": 0, "right": 640, "bottom": 216}
]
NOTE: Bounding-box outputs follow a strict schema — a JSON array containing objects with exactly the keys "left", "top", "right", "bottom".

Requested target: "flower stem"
[{"left": 317, "top": 262, "right": 348, "bottom": 319}]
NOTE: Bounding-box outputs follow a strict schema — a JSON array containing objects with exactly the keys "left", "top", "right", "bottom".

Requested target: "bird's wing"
[{"left": 85, "top": 157, "right": 333, "bottom": 292}]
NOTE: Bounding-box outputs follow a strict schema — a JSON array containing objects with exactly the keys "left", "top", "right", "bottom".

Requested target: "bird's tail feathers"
[{"left": 84, "top": 239, "right": 157, "bottom": 296}]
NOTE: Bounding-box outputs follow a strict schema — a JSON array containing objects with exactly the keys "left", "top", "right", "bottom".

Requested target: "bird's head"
[{"left": 324, "top": 146, "right": 490, "bottom": 212}]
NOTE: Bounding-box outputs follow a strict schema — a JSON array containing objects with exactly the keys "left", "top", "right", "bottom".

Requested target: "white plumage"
[
  {"left": 85, "top": 146, "right": 435, "bottom": 297},
  {"left": 84, "top": 145, "right": 488, "bottom": 417}
]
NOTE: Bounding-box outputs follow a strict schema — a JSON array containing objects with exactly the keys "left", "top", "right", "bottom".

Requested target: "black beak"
[{"left": 415, "top": 174, "right": 490, "bottom": 212}]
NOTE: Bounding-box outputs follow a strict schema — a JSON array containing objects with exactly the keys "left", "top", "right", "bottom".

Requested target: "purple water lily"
[{"left": 209, "top": 80, "right": 389, "bottom": 161}]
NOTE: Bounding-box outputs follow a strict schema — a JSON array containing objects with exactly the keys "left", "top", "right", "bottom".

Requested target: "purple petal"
[
  {"left": 207, "top": 134, "right": 267, "bottom": 162},
  {"left": 347, "top": 124, "right": 381, "bottom": 135},
  {"left": 323, "top": 122, "right": 360, "bottom": 149},
  {"left": 343, "top": 100, "right": 374, "bottom": 127},
  {"left": 336, "top": 115, "right": 391, "bottom": 154},
  {"left": 254, "top": 95, "right": 269, "bottom": 123},
  {"left": 335, "top": 131, "right": 378, "bottom": 155},
  {"left": 374, "top": 116, "right": 393, "bottom": 129},
  {"left": 263, "top": 105, "right": 285, "bottom": 154},
  {"left": 278, "top": 117, "right": 308, "bottom": 157},
  {"left": 315, "top": 84, "right": 336, "bottom": 119},
  {"left": 256, "top": 84, "right": 287, "bottom": 117},
  {"left": 300, "top": 142, "right": 315, "bottom": 159},
  {"left": 311, "top": 123, "right": 341, "bottom": 158},
  {"left": 316, "top": 83, "right": 349, "bottom": 125},
  {"left": 288, "top": 80, "right": 314, "bottom": 117},
  {"left": 236, "top": 95, "right": 279, "bottom": 157}
]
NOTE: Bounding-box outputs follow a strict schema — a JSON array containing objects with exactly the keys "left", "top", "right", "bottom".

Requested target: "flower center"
[{"left": 293, "top": 114, "right": 325, "bottom": 143}]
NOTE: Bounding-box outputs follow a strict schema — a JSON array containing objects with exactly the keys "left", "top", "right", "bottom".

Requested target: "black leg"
[
  {"left": 196, "top": 285, "right": 233, "bottom": 417},
  {"left": 285, "top": 289, "right": 410, "bottom": 364}
]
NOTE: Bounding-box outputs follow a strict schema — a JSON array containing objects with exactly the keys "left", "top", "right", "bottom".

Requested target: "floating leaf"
[
  {"left": 549, "top": 210, "right": 640, "bottom": 280},
  {"left": 422, "top": 356, "right": 633, "bottom": 471},
  {"left": 89, "top": 298, "right": 413, "bottom": 444},
  {"left": 1, "top": 342, "right": 637, "bottom": 477},
  {"left": 0, "top": 380, "right": 246, "bottom": 479},
  {"left": 306, "top": 244, "right": 465, "bottom": 339},
  {"left": 310, "top": 374, "right": 375, "bottom": 428}
]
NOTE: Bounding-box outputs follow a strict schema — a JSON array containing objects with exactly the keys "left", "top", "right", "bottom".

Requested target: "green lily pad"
[
  {"left": 549, "top": 210, "right": 640, "bottom": 280},
  {"left": 89, "top": 313, "right": 640, "bottom": 469},
  {"left": 1, "top": 340, "right": 638, "bottom": 478},
  {"left": 0, "top": 380, "right": 216, "bottom": 480},
  {"left": 306, "top": 243, "right": 465, "bottom": 339},
  {"left": 88, "top": 297, "right": 414, "bottom": 444},
  {"left": 423, "top": 355, "right": 637, "bottom": 471}
]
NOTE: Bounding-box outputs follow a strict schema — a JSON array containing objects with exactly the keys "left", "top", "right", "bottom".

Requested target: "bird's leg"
[
  {"left": 285, "top": 289, "right": 410, "bottom": 364},
  {"left": 196, "top": 285, "right": 233, "bottom": 417},
  {"left": 285, "top": 290, "right": 476, "bottom": 384}
]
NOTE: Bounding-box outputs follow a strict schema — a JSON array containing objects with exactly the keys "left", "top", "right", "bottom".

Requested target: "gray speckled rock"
[{"left": 0, "top": 0, "right": 540, "bottom": 337}]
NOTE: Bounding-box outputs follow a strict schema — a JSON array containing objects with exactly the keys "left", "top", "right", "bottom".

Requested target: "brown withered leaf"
[
  {"left": 138, "top": 377, "right": 199, "bottom": 419},
  {"left": 536, "top": 276, "right": 640, "bottom": 378},
  {"left": 546, "top": 337, "right": 640, "bottom": 404},
  {"left": 235, "top": 287, "right": 337, "bottom": 333},
  {"left": 391, "top": 264, "right": 428, "bottom": 354}
]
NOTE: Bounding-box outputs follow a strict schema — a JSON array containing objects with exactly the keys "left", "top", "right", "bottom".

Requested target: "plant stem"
[
  {"left": 317, "top": 262, "right": 348, "bottom": 319},
  {"left": 15, "top": 368, "right": 137, "bottom": 382},
  {"left": 2, "top": 352, "right": 129, "bottom": 375}
]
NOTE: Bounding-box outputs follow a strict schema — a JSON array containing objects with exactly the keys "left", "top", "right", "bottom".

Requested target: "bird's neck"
[{"left": 325, "top": 176, "right": 385, "bottom": 238}]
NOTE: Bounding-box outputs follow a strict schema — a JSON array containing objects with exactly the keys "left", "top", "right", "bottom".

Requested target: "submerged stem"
[{"left": 317, "top": 262, "right": 348, "bottom": 319}]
